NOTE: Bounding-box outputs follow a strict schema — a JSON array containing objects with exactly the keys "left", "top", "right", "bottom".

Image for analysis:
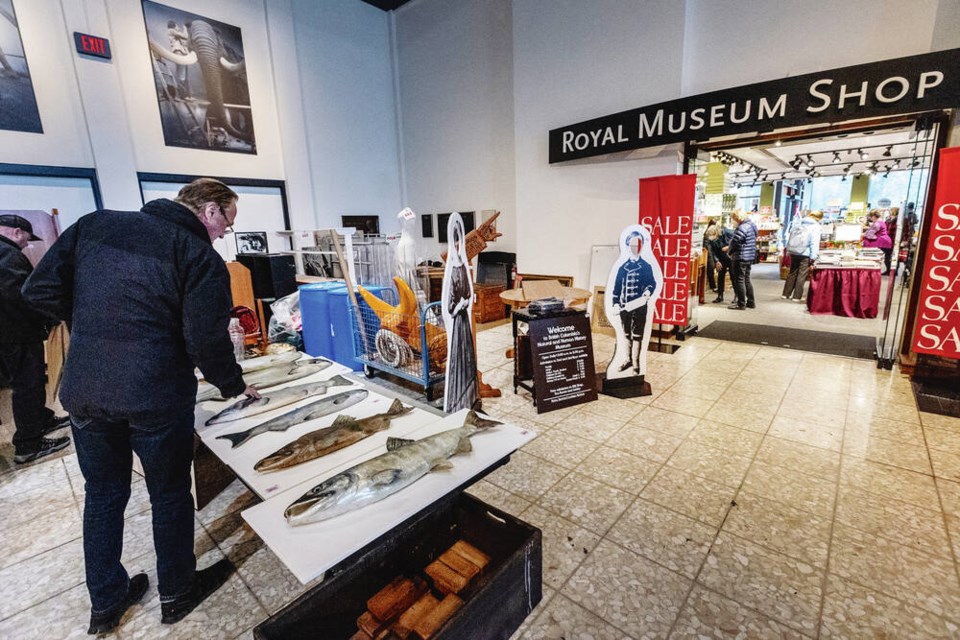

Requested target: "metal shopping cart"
[{"left": 350, "top": 301, "right": 447, "bottom": 401}]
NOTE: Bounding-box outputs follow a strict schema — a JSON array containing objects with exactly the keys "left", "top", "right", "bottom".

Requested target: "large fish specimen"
[
  {"left": 204, "top": 375, "right": 354, "bottom": 426},
  {"left": 196, "top": 358, "right": 333, "bottom": 403},
  {"left": 255, "top": 398, "right": 415, "bottom": 473},
  {"left": 284, "top": 411, "right": 501, "bottom": 526},
  {"left": 239, "top": 351, "right": 301, "bottom": 374},
  {"left": 216, "top": 389, "right": 369, "bottom": 448}
]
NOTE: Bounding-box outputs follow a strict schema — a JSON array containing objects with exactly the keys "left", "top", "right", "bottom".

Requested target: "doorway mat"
[
  {"left": 696, "top": 321, "right": 877, "bottom": 360},
  {"left": 912, "top": 379, "right": 960, "bottom": 418}
]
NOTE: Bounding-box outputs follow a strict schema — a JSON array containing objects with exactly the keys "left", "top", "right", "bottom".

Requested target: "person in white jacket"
[{"left": 781, "top": 210, "right": 823, "bottom": 301}]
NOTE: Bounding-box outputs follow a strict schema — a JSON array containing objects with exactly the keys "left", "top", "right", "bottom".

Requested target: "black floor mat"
[
  {"left": 698, "top": 321, "right": 877, "bottom": 359},
  {"left": 913, "top": 380, "right": 960, "bottom": 418}
]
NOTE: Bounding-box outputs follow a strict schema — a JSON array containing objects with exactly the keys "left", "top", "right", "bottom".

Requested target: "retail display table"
[
  {"left": 499, "top": 286, "right": 591, "bottom": 309},
  {"left": 807, "top": 265, "right": 881, "bottom": 319}
]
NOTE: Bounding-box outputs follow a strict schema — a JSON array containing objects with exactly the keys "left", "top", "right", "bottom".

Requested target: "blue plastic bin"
[
  {"left": 299, "top": 282, "right": 345, "bottom": 359},
  {"left": 327, "top": 285, "right": 392, "bottom": 370}
]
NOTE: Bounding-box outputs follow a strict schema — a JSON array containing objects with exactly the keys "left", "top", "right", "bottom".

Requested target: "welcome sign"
[
  {"left": 549, "top": 48, "right": 960, "bottom": 163},
  {"left": 912, "top": 147, "right": 960, "bottom": 359}
]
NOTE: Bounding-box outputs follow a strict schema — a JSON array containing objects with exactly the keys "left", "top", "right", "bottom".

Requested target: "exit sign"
[{"left": 74, "top": 32, "right": 111, "bottom": 60}]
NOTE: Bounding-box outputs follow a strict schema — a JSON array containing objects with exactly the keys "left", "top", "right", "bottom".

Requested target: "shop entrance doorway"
[{"left": 687, "top": 116, "right": 941, "bottom": 363}]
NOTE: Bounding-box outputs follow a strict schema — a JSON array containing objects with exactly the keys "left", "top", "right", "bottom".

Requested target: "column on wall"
[{"left": 850, "top": 174, "right": 870, "bottom": 208}]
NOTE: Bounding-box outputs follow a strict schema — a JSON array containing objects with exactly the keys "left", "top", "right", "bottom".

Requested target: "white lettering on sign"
[
  {"left": 562, "top": 126, "right": 629, "bottom": 153},
  {"left": 807, "top": 70, "right": 947, "bottom": 113}
]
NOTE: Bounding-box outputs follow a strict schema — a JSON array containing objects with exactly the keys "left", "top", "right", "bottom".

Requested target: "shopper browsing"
[
  {"left": 710, "top": 223, "right": 734, "bottom": 304},
  {"left": 22, "top": 179, "right": 261, "bottom": 634},
  {"left": 782, "top": 210, "right": 823, "bottom": 302},
  {"left": 862, "top": 210, "right": 893, "bottom": 273},
  {"left": 727, "top": 211, "right": 757, "bottom": 310},
  {"left": 0, "top": 214, "right": 71, "bottom": 463}
]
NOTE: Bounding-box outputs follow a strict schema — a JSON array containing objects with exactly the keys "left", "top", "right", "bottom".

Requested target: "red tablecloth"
[{"left": 807, "top": 267, "right": 880, "bottom": 318}]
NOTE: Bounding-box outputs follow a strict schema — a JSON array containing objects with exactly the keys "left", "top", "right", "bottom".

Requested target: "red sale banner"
[
  {"left": 912, "top": 147, "right": 960, "bottom": 359},
  {"left": 639, "top": 174, "right": 696, "bottom": 326}
]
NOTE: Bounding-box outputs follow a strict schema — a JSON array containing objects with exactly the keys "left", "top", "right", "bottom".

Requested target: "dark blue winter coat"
[
  {"left": 22, "top": 199, "right": 245, "bottom": 421},
  {"left": 729, "top": 220, "right": 758, "bottom": 263}
]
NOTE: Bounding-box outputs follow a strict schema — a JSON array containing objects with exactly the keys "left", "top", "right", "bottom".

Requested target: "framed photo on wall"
[
  {"left": 0, "top": 0, "right": 42, "bottom": 133},
  {"left": 437, "top": 212, "right": 474, "bottom": 243},
  {"left": 341, "top": 215, "right": 380, "bottom": 236},
  {"left": 141, "top": 1, "right": 256, "bottom": 154},
  {"left": 236, "top": 231, "right": 268, "bottom": 254},
  {"left": 421, "top": 213, "right": 433, "bottom": 238}
]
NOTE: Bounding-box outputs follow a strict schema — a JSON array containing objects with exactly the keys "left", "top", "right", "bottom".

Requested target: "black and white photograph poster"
[
  {"left": 605, "top": 224, "right": 663, "bottom": 380},
  {"left": 236, "top": 231, "right": 268, "bottom": 254},
  {"left": 441, "top": 212, "right": 479, "bottom": 413},
  {"left": 141, "top": 0, "right": 256, "bottom": 153},
  {"left": 0, "top": 0, "right": 42, "bottom": 133}
]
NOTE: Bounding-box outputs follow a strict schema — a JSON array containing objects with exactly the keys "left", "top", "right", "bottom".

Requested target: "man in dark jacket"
[
  {"left": 23, "top": 179, "right": 259, "bottom": 634},
  {"left": 0, "top": 214, "right": 71, "bottom": 463},
  {"left": 727, "top": 211, "right": 758, "bottom": 310}
]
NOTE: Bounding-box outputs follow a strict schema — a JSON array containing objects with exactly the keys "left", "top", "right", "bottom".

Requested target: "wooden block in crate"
[
  {"left": 367, "top": 576, "right": 427, "bottom": 621},
  {"left": 411, "top": 594, "right": 464, "bottom": 639},
  {"left": 357, "top": 611, "right": 387, "bottom": 637},
  {"left": 425, "top": 558, "right": 469, "bottom": 594},
  {"left": 393, "top": 592, "right": 440, "bottom": 639},
  {"left": 449, "top": 540, "right": 491, "bottom": 570},
  {"left": 437, "top": 548, "right": 481, "bottom": 582}
]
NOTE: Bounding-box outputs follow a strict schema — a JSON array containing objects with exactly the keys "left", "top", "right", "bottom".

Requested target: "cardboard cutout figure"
[
  {"left": 605, "top": 225, "right": 663, "bottom": 381},
  {"left": 441, "top": 213, "right": 479, "bottom": 412}
]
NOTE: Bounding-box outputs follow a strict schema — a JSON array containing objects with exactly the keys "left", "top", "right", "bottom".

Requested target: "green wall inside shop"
[
  {"left": 705, "top": 162, "right": 728, "bottom": 195},
  {"left": 760, "top": 182, "right": 775, "bottom": 209},
  {"left": 850, "top": 175, "right": 870, "bottom": 207}
]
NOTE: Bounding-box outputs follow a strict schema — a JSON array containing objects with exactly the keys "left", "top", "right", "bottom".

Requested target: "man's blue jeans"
[{"left": 71, "top": 408, "right": 196, "bottom": 614}]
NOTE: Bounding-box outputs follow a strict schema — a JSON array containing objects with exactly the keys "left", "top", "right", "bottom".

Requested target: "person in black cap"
[{"left": 0, "top": 214, "right": 71, "bottom": 463}]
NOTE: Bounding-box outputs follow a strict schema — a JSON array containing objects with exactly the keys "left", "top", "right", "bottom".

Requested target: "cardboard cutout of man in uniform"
[{"left": 605, "top": 225, "right": 663, "bottom": 385}]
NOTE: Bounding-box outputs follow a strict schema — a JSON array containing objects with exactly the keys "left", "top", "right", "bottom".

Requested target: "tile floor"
[{"left": 2, "top": 324, "right": 960, "bottom": 638}]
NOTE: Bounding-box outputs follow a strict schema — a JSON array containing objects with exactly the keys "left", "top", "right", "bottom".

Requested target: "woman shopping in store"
[
  {"left": 781, "top": 210, "right": 823, "bottom": 302},
  {"left": 862, "top": 210, "right": 893, "bottom": 274}
]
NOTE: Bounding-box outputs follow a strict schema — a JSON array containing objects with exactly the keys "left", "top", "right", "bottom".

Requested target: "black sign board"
[
  {"left": 74, "top": 32, "right": 111, "bottom": 60},
  {"left": 528, "top": 311, "right": 597, "bottom": 413},
  {"left": 549, "top": 48, "right": 960, "bottom": 163}
]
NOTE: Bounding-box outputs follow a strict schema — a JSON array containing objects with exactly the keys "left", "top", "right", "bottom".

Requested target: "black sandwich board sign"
[{"left": 528, "top": 310, "right": 597, "bottom": 413}]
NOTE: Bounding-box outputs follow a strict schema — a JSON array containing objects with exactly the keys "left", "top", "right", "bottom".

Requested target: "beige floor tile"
[
  {"left": 485, "top": 450, "right": 568, "bottom": 501},
  {"left": 641, "top": 466, "right": 737, "bottom": 527},
  {"left": 741, "top": 460, "right": 836, "bottom": 519},
  {"left": 687, "top": 421, "right": 765, "bottom": 456},
  {"left": 930, "top": 448, "right": 960, "bottom": 483},
  {"left": 782, "top": 390, "right": 849, "bottom": 413},
  {"left": 521, "top": 429, "right": 600, "bottom": 470},
  {"left": 574, "top": 445, "right": 660, "bottom": 494},
  {"left": 562, "top": 539, "right": 690, "bottom": 638},
  {"left": 712, "top": 404, "right": 776, "bottom": 434},
  {"left": 870, "top": 400, "right": 922, "bottom": 425},
  {"left": 631, "top": 405, "right": 701, "bottom": 438},
  {"left": 920, "top": 411, "right": 960, "bottom": 431},
  {"left": 722, "top": 492, "right": 831, "bottom": 568},
  {"left": 698, "top": 532, "right": 823, "bottom": 636},
  {"left": 536, "top": 472, "right": 633, "bottom": 535},
  {"left": 520, "top": 505, "right": 601, "bottom": 590},
  {"left": 938, "top": 478, "right": 960, "bottom": 517},
  {"left": 651, "top": 390, "right": 718, "bottom": 418},
  {"left": 836, "top": 486, "right": 952, "bottom": 558},
  {"left": 755, "top": 436, "right": 841, "bottom": 481},
  {"left": 820, "top": 574, "right": 959, "bottom": 639},
  {"left": 606, "top": 498, "right": 716, "bottom": 579},
  {"left": 830, "top": 522, "right": 960, "bottom": 618},
  {"left": 0, "top": 501, "right": 82, "bottom": 571},
  {"left": 840, "top": 457, "right": 940, "bottom": 511},
  {"left": 196, "top": 479, "right": 258, "bottom": 526},
  {"left": 844, "top": 433, "right": 933, "bottom": 474},
  {"left": 768, "top": 415, "right": 843, "bottom": 452},
  {"left": 464, "top": 480, "right": 532, "bottom": 516},
  {"left": 552, "top": 409, "right": 627, "bottom": 443},
  {"left": 924, "top": 425, "right": 960, "bottom": 454},
  {"left": 776, "top": 401, "right": 847, "bottom": 427},
  {"left": 605, "top": 423, "right": 684, "bottom": 462},
  {"left": 580, "top": 395, "right": 644, "bottom": 421},
  {"left": 519, "top": 593, "right": 627, "bottom": 640},
  {"left": 668, "top": 376, "right": 731, "bottom": 401},
  {"left": 665, "top": 439, "right": 753, "bottom": 488},
  {"left": 530, "top": 404, "right": 580, "bottom": 428},
  {"left": 508, "top": 586, "right": 555, "bottom": 640},
  {"left": 844, "top": 413, "right": 926, "bottom": 447},
  {"left": 671, "top": 585, "right": 811, "bottom": 639}
]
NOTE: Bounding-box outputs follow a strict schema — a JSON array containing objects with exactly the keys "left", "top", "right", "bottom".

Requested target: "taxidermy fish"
[
  {"left": 204, "top": 375, "right": 354, "bottom": 426},
  {"left": 284, "top": 411, "right": 500, "bottom": 526},
  {"left": 196, "top": 358, "right": 334, "bottom": 403},
  {"left": 254, "top": 398, "right": 415, "bottom": 473},
  {"left": 238, "top": 351, "right": 301, "bottom": 374},
  {"left": 216, "top": 389, "right": 369, "bottom": 448}
]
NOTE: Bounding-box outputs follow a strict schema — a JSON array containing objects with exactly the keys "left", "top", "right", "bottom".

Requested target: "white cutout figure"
[
  {"left": 605, "top": 225, "right": 663, "bottom": 380},
  {"left": 441, "top": 213, "right": 478, "bottom": 412},
  {"left": 395, "top": 207, "right": 426, "bottom": 308}
]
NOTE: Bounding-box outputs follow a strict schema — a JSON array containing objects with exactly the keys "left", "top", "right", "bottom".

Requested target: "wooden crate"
[{"left": 473, "top": 284, "right": 506, "bottom": 323}]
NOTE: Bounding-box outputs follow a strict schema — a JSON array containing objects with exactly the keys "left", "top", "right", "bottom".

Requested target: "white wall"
[
  {"left": 289, "top": 0, "right": 403, "bottom": 233},
  {"left": 394, "top": 0, "right": 516, "bottom": 262}
]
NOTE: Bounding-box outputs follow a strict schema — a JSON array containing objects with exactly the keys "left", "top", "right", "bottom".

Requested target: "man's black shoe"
[
  {"left": 727, "top": 303, "right": 745, "bottom": 310},
  {"left": 13, "top": 436, "right": 70, "bottom": 464},
  {"left": 43, "top": 415, "right": 71, "bottom": 436},
  {"left": 161, "top": 559, "right": 235, "bottom": 625},
  {"left": 87, "top": 572, "right": 149, "bottom": 635},
  {"left": 711, "top": 296, "right": 724, "bottom": 303},
  {"left": 746, "top": 302, "right": 756, "bottom": 309}
]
